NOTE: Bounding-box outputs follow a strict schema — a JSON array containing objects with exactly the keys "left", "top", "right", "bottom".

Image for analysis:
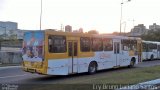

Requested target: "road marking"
[
  {"left": 0, "top": 74, "right": 28, "bottom": 79},
  {"left": 0, "top": 66, "right": 21, "bottom": 70},
  {"left": 0, "top": 66, "right": 21, "bottom": 68}
]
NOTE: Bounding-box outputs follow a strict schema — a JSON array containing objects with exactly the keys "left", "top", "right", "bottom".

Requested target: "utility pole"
[
  {"left": 40, "top": 0, "right": 43, "bottom": 30},
  {"left": 60, "top": 24, "right": 64, "bottom": 31},
  {"left": 120, "top": 0, "right": 131, "bottom": 35}
]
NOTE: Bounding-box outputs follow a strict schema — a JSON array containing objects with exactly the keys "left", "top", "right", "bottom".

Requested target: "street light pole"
[
  {"left": 120, "top": 0, "right": 123, "bottom": 35},
  {"left": 120, "top": 0, "right": 131, "bottom": 35},
  {"left": 5, "top": 27, "right": 6, "bottom": 40},
  {"left": 40, "top": 0, "right": 43, "bottom": 30}
]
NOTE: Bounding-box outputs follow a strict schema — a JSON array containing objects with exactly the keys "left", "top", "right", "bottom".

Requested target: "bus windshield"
[{"left": 22, "top": 31, "right": 44, "bottom": 62}]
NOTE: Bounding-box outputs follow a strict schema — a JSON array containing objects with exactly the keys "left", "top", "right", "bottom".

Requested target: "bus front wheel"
[{"left": 88, "top": 61, "right": 97, "bottom": 74}]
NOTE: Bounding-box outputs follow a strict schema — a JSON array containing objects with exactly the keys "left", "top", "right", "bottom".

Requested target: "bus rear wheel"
[
  {"left": 150, "top": 55, "right": 154, "bottom": 61},
  {"left": 128, "top": 59, "right": 135, "bottom": 68},
  {"left": 88, "top": 62, "right": 97, "bottom": 74}
]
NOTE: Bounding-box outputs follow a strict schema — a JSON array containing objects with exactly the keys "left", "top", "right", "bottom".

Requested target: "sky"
[{"left": 0, "top": 0, "right": 160, "bottom": 33}]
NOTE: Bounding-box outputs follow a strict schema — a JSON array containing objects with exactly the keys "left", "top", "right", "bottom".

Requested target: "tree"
[
  {"left": 8, "top": 30, "right": 18, "bottom": 40},
  {"left": 141, "top": 30, "right": 160, "bottom": 42},
  {"left": 88, "top": 30, "right": 99, "bottom": 34}
]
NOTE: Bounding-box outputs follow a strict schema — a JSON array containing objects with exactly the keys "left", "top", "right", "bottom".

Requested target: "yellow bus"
[{"left": 22, "top": 30, "right": 142, "bottom": 75}]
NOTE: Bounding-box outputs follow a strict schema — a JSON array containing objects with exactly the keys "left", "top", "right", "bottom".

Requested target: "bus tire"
[
  {"left": 128, "top": 58, "right": 135, "bottom": 68},
  {"left": 150, "top": 55, "right": 154, "bottom": 61},
  {"left": 88, "top": 61, "right": 97, "bottom": 74}
]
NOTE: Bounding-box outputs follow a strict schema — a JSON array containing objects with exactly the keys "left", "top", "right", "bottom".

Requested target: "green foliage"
[
  {"left": 9, "top": 34, "right": 17, "bottom": 40},
  {"left": 8, "top": 30, "right": 18, "bottom": 40},
  {"left": 88, "top": 30, "right": 99, "bottom": 34},
  {"left": 141, "top": 30, "right": 160, "bottom": 42},
  {"left": 68, "top": 66, "right": 160, "bottom": 84}
]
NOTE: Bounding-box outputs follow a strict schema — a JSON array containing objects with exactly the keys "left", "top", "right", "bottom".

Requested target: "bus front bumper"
[{"left": 22, "top": 67, "right": 45, "bottom": 74}]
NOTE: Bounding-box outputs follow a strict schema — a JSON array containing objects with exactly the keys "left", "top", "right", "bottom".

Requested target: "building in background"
[
  {"left": 0, "top": 21, "right": 37, "bottom": 39},
  {"left": 72, "top": 28, "right": 84, "bottom": 33},
  {"left": 130, "top": 24, "right": 148, "bottom": 37},
  {"left": 65, "top": 25, "right": 72, "bottom": 32},
  {"left": 0, "top": 21, "right": 17, "bottom": 30},
  {"left": 149, "top": 23, "right": 160, "bottom": 31},
  {"left": 16, "top": 30, "right": 33, "bottom": 39},
  {"left": 79, "top": 28, "right": 83, "bottom": 33},
  {"left": 0, "top": 21, "right": 18, "bottom": 35}
]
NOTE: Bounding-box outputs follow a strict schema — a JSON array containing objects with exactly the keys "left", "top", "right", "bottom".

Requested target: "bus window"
[
  {"left": 142, "top": 43, "right": 147, "bottom": 52},
  {"left": 121, "top": 40, "right": 137, "bottom": 51},
  {"left": 121, "top": 39, "right": 129, "bottom": 51},
  {"left": 80, "top": 37, "right": 91, "bottom": 52},
  {"left": 129, "top": 40, "right": 137, "bottom": 51},
  {"left": 74, "top": 42, "right": 78, "bottom": 56},
  {"left": 48, "top": 38, "right": 53, "bottom": 52},
  {"left": 68, "top": 42, "right": 72, "bottom": 56},
  {"left": 103, "top": 38, "right": 113, "bottom": 51},
  {"left": 117, "top": 43, "right": 120, "bottom": 53},
  {"left": 146, "top": 43, "right": 156, "bottom": 52},
  {"left": 129, "top": 44, "right": 137, "bottom": 51},
  {"left": 48, "top": 35, "right": 66, "bottom": 53},
  {"left": 92, "top": 38, "right": 103, "bottom": 51},
  {"left": 149, "top": 43, "right": 157, "bottom": 50},
  {"left": 114, "top": 42, "right": 120, "bottom": 54},
  {"left": 158, "top": 45, "right": 160, "bottom": 51}
]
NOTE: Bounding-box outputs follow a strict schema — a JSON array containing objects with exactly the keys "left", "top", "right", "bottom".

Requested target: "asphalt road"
[{"left": 0, "top": 60, "right": 160, "bottom": 84}]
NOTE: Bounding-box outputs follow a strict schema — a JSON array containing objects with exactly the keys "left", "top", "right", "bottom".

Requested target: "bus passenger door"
[
  {"left": 68, "top": 41, "right": 78, "bottom": 74},
  {"left": 138, "top": 43, "right": 142, "bottom": 62},
  {"left": 114, "top": 42, "right": 120, "bottom": 66},
  {"left": 146, "top": 44, "right": 149, "bottom": 59}
]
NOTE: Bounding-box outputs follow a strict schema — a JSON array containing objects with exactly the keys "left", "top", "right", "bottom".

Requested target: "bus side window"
[
  {"left": 158, "top": 45, "right": 160, "bottom": 51},
  {"left": 68, "top": 42, "right": 72, "bottom": 56},
  {"left": 121, "top": 39, "right": 129, "bottom": 51},
  {"left": 92, "top": 38, "right": 103, "bottom": 51},
  {"left": 74, "top": 42, "right": 78, "bottom": 56},
  {"left": 48, "top": 35, "right": 66, "bottom": 53},
  {"left": 80, "top": 37, "right": 91, "bottom": 52},
  {"left": 48, "top": 37, "right": 53, "bottom": 52},
  {"left": 117, "top": 43, "right": 120, "bottom": 53},
  {"left": 103, "top": 38, "right": 113, "bottom": 51}
]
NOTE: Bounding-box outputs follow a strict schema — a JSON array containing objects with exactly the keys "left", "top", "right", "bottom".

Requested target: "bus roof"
[
  {"left": 24, "top": 30, "right": 141, "bottom": 40},
  {"left": 142, "top": 40, "right": 160, "bottom": 45}
]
